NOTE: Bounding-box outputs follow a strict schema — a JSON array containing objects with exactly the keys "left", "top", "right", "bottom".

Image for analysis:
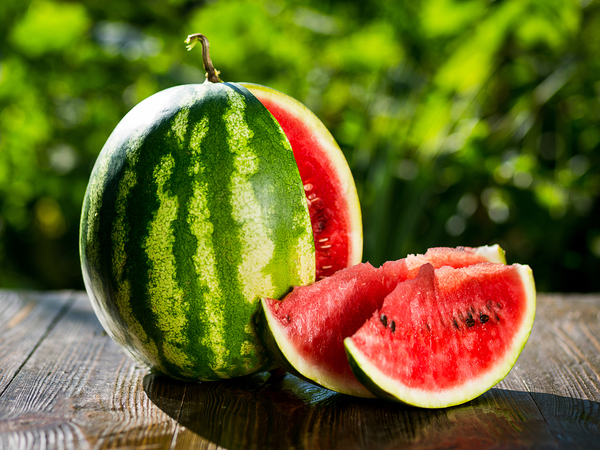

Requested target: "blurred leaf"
[
  {"left": 323, "top": 21, "right": 403, "bottom": 72},
  {"left": 10, "top": 0, "right": 91, "bottom": 57},
  {"left": 420, "top": 0, "right": 487, "bottom": 37},
  {"left": 0, "top": 0, "right": 599, "bottom": 292}
]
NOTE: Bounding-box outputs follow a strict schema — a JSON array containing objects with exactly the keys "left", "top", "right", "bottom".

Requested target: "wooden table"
[{"left": 0, "top": 290, "right": 599, "bottom": 449}]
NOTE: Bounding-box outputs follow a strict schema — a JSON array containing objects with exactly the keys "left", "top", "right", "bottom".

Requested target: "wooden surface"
[{"left": 0, "top": 290, "right": 599, "bottom": 449}]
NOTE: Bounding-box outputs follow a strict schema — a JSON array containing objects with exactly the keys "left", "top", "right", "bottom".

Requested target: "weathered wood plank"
[
  {"left": 502, "top": 293, "right": 600, "bottom": 449},
  {"left": 0, "top": 291, "right": 75, "bottom": 396},
  {"left": 0, "top": 293, "right": 184, "bottom": 450},
  {"left": 0, "top": 292, "right": 599, "bottom": 450}
]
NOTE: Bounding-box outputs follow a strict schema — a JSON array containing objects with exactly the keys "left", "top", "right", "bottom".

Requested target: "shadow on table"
[{"left": 143, "top": 372, "right": 600, "bottom": 450}]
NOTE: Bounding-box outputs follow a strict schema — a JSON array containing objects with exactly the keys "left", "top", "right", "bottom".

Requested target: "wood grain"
[
  {"left": 0, "top": 292, "right": 599, "bottom": 450},
  {"left": 0, "top": 292, "right": 179, "bottom": 450},
  {"left": 503, "top": 294, "right": 600, "bottom": 448},
  {"left": 0, "top": 291, "right": 75, "bottom": 396}
]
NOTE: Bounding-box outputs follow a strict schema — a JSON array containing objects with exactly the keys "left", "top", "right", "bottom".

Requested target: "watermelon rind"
[
  {"left": 241, "top": 83, "right": 363, "bottom": 271},
  {"left": 344, "top": 264, "right": 536, "bottom": 409},
  {"left": 473, "top": 244, "right": 506, "bottom": 265},
  {"left": 80, "top": 81, "right": 315, "bottom": 381},
  {"left": 257, "top": 296, "right": 376, "bottom": 398}
]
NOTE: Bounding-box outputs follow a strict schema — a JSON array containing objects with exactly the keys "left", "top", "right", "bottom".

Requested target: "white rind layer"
[
  {"left": 260, "top": 297, "right": 375, "bottom": 397},
  {"left": 474, "top": 244, "right": 507, "bottom": 265}
]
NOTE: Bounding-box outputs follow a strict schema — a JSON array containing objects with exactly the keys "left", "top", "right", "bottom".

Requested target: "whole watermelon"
[{"left": 80, "top": 76, "right": 315, "bottom": 380}]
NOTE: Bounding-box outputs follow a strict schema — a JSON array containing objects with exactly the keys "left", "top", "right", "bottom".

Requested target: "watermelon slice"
[
  {"left": 257, "top": 245, "right": 507, "bottom": 397},
  {"left": 242, "top": 83, "right": 363, "bottom": 279},
  {"left": 345, "top": 262, "right": 536, "bottom": 408}
]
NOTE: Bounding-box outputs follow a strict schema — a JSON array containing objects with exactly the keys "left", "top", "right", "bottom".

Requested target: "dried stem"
[{"left": 185, "top": 33, "right": 223, "bottom": 83}]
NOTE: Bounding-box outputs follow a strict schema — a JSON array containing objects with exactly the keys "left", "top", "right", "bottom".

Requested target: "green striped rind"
[
  {"left": 254, "top": 298, "right": 313, "bottom": 383},
  {"left": 344, "top": 264, "right": 536, "bottom": 408},
  {"left": 241, "top": 83, "right": 363, "bottom": 268},
  {"left": 80, "top": 81, "right": 315, "bottom": 381},
  {"left": 256, "top": 296, "right": 375, "bottom": 397}
]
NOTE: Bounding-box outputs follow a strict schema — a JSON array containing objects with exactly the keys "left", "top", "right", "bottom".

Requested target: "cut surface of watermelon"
[
  {"left": 257, "top": 245, "right": 506, "bottom": 397},
  {"left": 242, "top": 83, "right": 362, "bottom": 279},
  {"left": 345, "top": 262, "right": 536, "bottom": 408}
]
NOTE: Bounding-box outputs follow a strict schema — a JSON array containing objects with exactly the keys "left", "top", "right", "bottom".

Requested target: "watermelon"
[
  {"left": 257, "top": 245, "right": 507, "bottom": 397},
  {"left": 79, "top": 34, "right": 360, "bottom": 381},
  {"left": 345, "top": 262, "right": 536, "bottom": 408}
]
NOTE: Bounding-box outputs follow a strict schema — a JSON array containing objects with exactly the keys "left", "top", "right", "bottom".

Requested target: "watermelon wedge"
[
  {"left": 345, "top": 262, "right": 536, "bottom": 408},
  {"left": 243, "top": 83, "right": 363, "bottom": 279},
  {"left": 257, "top": 245, "right": 507, "bottom": 397}
]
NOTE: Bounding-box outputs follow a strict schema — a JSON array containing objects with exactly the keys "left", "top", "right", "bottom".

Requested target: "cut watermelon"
[
  {"left": 345, "top": 262, "right": 536, "bottom": 408},
  {"left": 80, "top": 35, "right": 364, "bottom": 382},
  {"left": 257, "top": 245, "right": 507, "bottom": 397},
  {"left": 242, "top": 83, "right": 363, "bottom": 279}
]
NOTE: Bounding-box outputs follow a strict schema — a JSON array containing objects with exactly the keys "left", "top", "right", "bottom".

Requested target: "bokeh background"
[{"left": 0, "top": 0, "right": 599, "bottom": 293}]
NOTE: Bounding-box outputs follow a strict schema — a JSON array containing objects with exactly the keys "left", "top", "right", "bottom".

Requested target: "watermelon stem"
[{"left": 185, "top": 33, "right": 223, "bottom": 83}]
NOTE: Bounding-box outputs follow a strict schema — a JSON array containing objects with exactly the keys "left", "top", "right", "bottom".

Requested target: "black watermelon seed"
[
  {"left": 480, "top": 313, "right": 490, "bottom": 324},
  {"left": 380, "top": 314, "right": 388, "bottom": 327},
  {"left": 466, "top": 312, "right": 475, "bottom": 328},
  {"left": 453, "top": 319, "right": 460, "bottom": 329},
  {"left": 390, "top": 321, "right": 396, "bottom": 333}
]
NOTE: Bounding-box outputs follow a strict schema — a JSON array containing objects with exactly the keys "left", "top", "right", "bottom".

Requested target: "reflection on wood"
[{"left": 145, "top": 372, "right": 594, "bottom": 449}]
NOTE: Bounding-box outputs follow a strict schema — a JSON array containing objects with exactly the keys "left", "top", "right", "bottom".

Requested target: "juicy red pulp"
[
  {"left": 258, "top": 98, "right": 351, "bottom": 279},
  {"left": 351, "top": 263, "right": 528, "bottom": 391}
]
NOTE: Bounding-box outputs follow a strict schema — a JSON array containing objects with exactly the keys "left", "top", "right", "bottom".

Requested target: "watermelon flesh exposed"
[
  {"left": 243, "top": 83, "right": 363, "bottom": 279},
  {"left": 257, "top": 245, "right": 508, "bottom": 397},
  {"left": 345, "top": 262, "right": 536, "bottom": 408}
]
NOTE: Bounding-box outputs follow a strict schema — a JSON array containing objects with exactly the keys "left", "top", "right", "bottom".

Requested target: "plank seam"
[
  {"left": 168, "top": 383, "right": 188, "bottom": 450},
  {"left": 523, "top": 387, "right": 566, "bottom": 449},
  {"left": 0, "top": 292, "right": 77, "bottom": 400}
]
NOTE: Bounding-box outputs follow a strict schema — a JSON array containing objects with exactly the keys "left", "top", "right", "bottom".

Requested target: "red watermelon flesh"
[
  {"left": 258, "top": 245, "right": 506, "bottom": 397},
  {"left": 345, "top": 262, "right": 536, "bottom": 408},
  {"left": 243, "top": 83, "right": 363, "bottom": 279}
]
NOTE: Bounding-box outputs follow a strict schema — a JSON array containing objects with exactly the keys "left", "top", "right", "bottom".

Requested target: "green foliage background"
[{"left": 0, "top": 0, "right": 599, "bottom": 292}]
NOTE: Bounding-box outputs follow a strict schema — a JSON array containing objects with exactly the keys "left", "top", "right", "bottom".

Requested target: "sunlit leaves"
[
  {"left": 322, "top": 21, "right": 403, "bottom": 72},
  {"left": 420, "top": 0, "right": 487, "bottom": 38},
  {"left": 0, "top": 0, "right": 599, "bottom": 291},
  {"left": 514, "top": 0, "right": 580, "bottom": 52},
  {"left": 10, "top": 0, "right": 91, "bottom": 57}
]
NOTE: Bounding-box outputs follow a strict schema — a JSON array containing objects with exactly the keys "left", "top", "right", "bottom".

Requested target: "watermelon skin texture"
[
  {"left": 80, "top": 81, "right": 315, "bottom": 381},
  {"left": 242, "top": 83, "right": 363, "bottom": 279}
]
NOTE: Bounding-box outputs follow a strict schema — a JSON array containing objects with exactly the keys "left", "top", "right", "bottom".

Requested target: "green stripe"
[
  {"left": 225, "top": 88, "right": 277, "bottom": 373},
  {"left": 110, "top": 140, "right": 164, "bottom": 364},
  {"left": 144, "top": 151, "right": 191, "bottom": 374},
  {"left": 114, "top": 103, "right": 179, "bottom": 376},
  {"left": 193, "top": 85, "right": 245, "bottom": 377},
  {"left": 185, "top": 115, "right": 229, "bottom": 373}
]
